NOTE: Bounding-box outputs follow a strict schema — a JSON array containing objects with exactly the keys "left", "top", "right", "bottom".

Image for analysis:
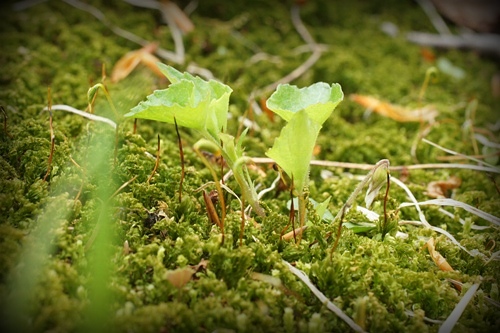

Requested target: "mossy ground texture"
[{"left": 1, "top": 0, "right": 499, "bottom": 332}]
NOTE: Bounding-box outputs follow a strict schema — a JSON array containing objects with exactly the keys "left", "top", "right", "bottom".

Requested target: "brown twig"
[
  {"left": 203, "top": 190, "right": 224, "bottom": 244},
  {"left": 43, "top": 87, "right": 55, "bottom": 182},
  {"left": 147, "top": 134, "right": 161, "bottom": 184},
  {"left": 110, "top": 175, "right": 138, "bottom": 199},
  {"left": 1, "top": 106, "right": 12, "bottom": 138},
  {"left": 174, "top": 118, "right": 185, "bottom": 203}
]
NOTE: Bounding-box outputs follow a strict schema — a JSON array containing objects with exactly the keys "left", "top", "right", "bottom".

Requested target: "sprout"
[{"left": 266, "top": 82, "right": 344, "bottom": 242}]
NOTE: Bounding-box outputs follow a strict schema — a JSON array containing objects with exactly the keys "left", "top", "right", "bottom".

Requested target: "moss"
[{"left": 1, "top": 0, "right": 500, "bottom": 331}]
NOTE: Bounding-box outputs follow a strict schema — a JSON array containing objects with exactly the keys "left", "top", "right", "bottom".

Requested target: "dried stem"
[
  {"left": 174, "top": 118, "right": 185, "bottom": 203},
  {"left": 250, "top": 157, "right": 500, "bottom": 174},
  {"left": 194, "top": 145, "right": 226, "bottom": 242},
  {"left": 147, "top": 134, "right": 161, "bottom": 184},
  {"left": 1, "top": 106, "right": 12, "bottom": 138}
]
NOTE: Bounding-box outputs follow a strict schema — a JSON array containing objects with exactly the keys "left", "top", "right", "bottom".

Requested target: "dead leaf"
[
  {"left": 165, "top": 267, "right": 195, "bottom": 288},
  {"left": 422, "top": 237, "right": 462, "bottom": 291},
  {"left": 160, "top": 0, "right": 194, "bottom": 33},
  {"left": 425, "top": 176, "right": 461, "bottom": 198},
  {"left": 282, "top": 225, "right": 308, "bottom": 241},
  {"left": 111, "top": 43, "right": 163, "bottom": 83},
  {"left": 350, "top": 94, "right": 438, "bottom": 123},
  {"left": 422, "top": 237, "right": 454, "bottom": 272}
]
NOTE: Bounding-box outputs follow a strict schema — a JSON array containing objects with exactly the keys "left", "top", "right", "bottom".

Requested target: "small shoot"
[
  {"left": 43, "top": 87, "right": 55, "bottom": 182},
  {"left": 125, "top": 64, "right": 264, "bottom": 216},
  {"left": 418, "top": 66, "right": 438, "bottom": 102},
  {"left": 330, "top": 159, "right": 390, "bottom": 256},
  {"left": 265, "top": 82, "right": 344, "bottom": 243},
  {"left": 146, "top": 134, "right": 161, "bottom": 184}
]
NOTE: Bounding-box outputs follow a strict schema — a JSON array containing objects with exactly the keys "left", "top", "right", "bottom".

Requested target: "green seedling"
[
  {"left": 125, "top": 64, "right": 264, "bottom": 218},
  {"left": 330, "top": 159, "right": 391, "bottom": 257},
  {"left": 265, "top": 82, "right": 344, "bottom": 243}
]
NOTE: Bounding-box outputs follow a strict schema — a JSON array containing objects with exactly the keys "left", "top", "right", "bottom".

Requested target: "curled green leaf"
[
  {"left": 124, "top": 64, "right": 232, "bottom": 138},
  {"left": 266, "top": 110, "right": 320, "bottom": 195},
  {"left": 266, "top": 82, "right": 343, "bottom": 125}
]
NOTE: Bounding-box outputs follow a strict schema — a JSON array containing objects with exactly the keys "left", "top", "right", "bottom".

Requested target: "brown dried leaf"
[
  {"left": 425, "top": 175, "right": 461, "bottom": 198},
  {"left": 165, "top": 267, "right": 195, "bottom": 288},
  {"left": 350, "top": 94, "right": 438, "bottom": 123},
  {"left": 282, "top": 225, "right": 308, "bottom": 241},
  {"left": 111, "top": 43, "right": 161, "bottom": 83},
  {"left": 423, "top": 237, "right": 454, "bottom": 272}
]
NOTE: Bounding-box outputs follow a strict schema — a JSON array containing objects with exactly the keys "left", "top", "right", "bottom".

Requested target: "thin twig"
[
  {"left": 255, "top": 4, "right": 324, "bottom": 96},
  {"left": 174, "top": 118, "right": 185, "bottom": 203},
  {"left": 147, "top": 134, "right": 161, "bottom": 184}
]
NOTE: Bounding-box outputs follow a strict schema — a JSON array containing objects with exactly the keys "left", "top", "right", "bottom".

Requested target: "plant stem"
[{"left": 296, "top": 192, "right": 307, "bottom": 244}]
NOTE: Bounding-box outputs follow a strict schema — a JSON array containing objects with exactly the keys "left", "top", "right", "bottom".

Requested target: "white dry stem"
[
  {"left": 283, "top": 261, "right": 366, "bottom": 333},
  {"left": 404, "top": 309, "right": 443, "bottom": 324},
  {"left": 415, "top": 0, "right": 451, "bottom": 35},
  {"left": 400, "top": 198, "right": 500, "bottom": 227},
  {"left": 475, "top": 133, "right": 500, "bottom": 149},
  {"left": 393, "top": 177, "right": 483, "bottom": 257},
  {"left": 438, "top": 283, "right": 481, "bottom": 333},
  {"left": 423, "top": 138, "right": 500, "bottom": 170},
  {"left": 122, "top": 0, "right": 189, "bottom": 64},
  {"left": 250, "top": 157, "right": 500, "bottom": 174},
  {"left": 255, "top": 4, "right": 324, "bottom": 96},
  {"left": 437, "top": 208, "right": 490, "bottom": 231},
  {"left": 391, "top": 177, "right": 431, "bottom": 228},
  {"left": 43, "top": 105, "right": 117, "bottom": 129},
  {"left": 257, "top": 173, "right": 282, "bottom": 200},
  {"left": 59, "top": 0, "right": 182, "bottom": 64}
]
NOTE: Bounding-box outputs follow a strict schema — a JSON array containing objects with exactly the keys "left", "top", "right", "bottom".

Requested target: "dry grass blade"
[
  {"left": 44, "top": 105, "right": 117, "bottom": 129},
  {"left": 423, "top": 138, "right": 499, "bottom": 170},
  {"left": 283, "top": 261, "right": 367, "bottom": 333},
  {"left": 438, "top": 283, "right": 481, "bottom": 333},
  {"left": 400, "top": 198, "right": 500, "bottom": 226}
]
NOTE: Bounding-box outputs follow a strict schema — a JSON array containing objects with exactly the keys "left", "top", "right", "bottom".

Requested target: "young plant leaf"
[
  {"left": 124, "top": 63, "right": 232, "bottom": 139},
  {"left": 266, "top": 110, "right": 321, "bottom": 195},
  {"left": 265, "top": 82, "right": 343, "bottom": 194},
  {"left": 266, "top": 82, "right": 343, "bottom": 124},
  {"left": 365, "top": 162, "right": 389, "bottom": 208}
]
